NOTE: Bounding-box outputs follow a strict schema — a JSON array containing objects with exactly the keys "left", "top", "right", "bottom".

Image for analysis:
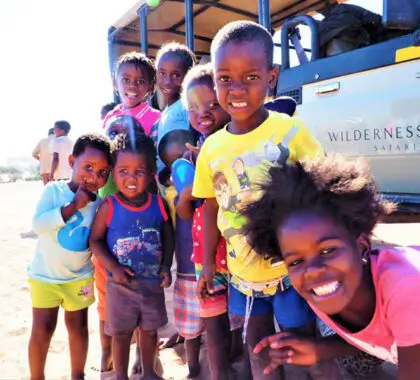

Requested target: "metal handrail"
[{"left": 281, "top": 15, "right": 320, "bottom": 70}]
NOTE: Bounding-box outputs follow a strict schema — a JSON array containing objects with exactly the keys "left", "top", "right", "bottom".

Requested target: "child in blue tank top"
[{"left": 90, "top": 131, "right": 174, "bottom": 380}]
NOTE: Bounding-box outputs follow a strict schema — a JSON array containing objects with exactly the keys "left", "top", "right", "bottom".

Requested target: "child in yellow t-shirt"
[{"left": 193, "top": 21, "right": 340, "bottom": 379}]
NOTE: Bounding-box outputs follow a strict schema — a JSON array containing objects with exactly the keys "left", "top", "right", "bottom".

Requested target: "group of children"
[{"left": 28, "top": 19, "right": 420, "bottom": 380}]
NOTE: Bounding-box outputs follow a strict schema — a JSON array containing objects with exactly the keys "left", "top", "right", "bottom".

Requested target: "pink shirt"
[
  {"left": 312, "top": 246, "right": 420, "bottom": 364},
  {"left": 102, "top": 102, "right": 160, "bottom": 138}
]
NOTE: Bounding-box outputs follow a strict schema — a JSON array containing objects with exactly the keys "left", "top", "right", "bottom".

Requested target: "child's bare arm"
[
  {"left": 198, "top": 197, "right": 221, "bottom": 297},
  {"left": 176, "top": 184, "right": 198, "bottom": 220},
  {"left": 398, "top": 344, "right": 420, "bottom": 379},
  {"left": 89, "top": 201, "right": 134, "bottom": 282},
  {"left": 61, "top": 185, "right": 93, "bottom": 222},
  {"left": 160, "top": 200, "right": 175, "bottom": 288}
]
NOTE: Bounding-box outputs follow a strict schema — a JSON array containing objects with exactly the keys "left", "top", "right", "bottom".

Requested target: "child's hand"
[
  {"left": 253, "top": 332, "right": 320, "bottom": 374},
  {"left": 159, "top": 267, "right": 172, "bottom": 288},
  {"left": 111, "top": 264, "right": 134, "bottom": 284},
  {"left": 72, "top": 186, "right": 93, "bottom": 210},
  {"left": 185, "top": 140, "right": 202, "bottom": 163},
  {"left": 197, "top": 263, "right": 216, "bottom": 299}
]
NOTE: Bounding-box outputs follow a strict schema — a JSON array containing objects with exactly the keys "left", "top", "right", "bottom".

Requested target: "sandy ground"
[{"left": 2, "top": 181, "right": 417, "bottom": 379}]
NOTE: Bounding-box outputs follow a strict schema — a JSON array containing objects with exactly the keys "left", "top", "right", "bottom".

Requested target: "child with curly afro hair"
[{"left": 242, "top": 155, "right": 420, "bottom": 378}]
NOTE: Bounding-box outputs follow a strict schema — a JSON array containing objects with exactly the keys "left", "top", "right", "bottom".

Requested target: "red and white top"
[{"left": 191, "top": 201, "right": 228, "bottom": 269}]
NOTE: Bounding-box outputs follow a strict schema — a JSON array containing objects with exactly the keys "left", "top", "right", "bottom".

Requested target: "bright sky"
[
  {"left": 0, "top": 0, "right": 382, "bottom": 163},
  {"left": 0, "top": 0, "right": 138, "bottom": 162}
]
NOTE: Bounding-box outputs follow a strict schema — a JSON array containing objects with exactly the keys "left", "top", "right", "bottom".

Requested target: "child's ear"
[
  {"left": 268, "top": 65, "right": 279, "bottom": 90},
  {"left": 68, "top": 154, "right": 75, "bottom": 169},
  {"left": 356, "top": 234, "right": 371, "bottom": 263}
]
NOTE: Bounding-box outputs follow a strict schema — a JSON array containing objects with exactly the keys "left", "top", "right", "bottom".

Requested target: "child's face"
[
  {"left": 187, "top": 83, "right": 230, "bottom": 138},
  {"left": 213, "top": 41, "right": 278, "bottom": 124},
  {"left": 162, "top": 142, "right": 188, "bottom": 170},
  {"left": 115, "top": 63, "right": 153, "bottom": 109},
  {"left": 69, "top": 147, "right": 111, "bottom": 193},
  {"left": 157, "top": 53, "right": 186, "bottom": 104},
  {"left": 112, "top": 152, "right": 152, "bottom": 199},
  {"left": 278, "top": 211, "right": 367, "bottom": 316}
]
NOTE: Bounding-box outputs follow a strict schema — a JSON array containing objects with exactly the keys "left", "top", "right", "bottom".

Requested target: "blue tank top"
[{"left": 105, "top": 193, "right": 168, "bottom": 280}]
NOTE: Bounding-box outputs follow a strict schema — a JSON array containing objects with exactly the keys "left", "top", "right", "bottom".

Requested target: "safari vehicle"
[{"left": 108, "top": 0, "right": 420, "bottom": 214}]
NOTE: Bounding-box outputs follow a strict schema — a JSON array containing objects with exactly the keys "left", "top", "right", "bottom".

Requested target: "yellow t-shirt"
[{"left": 192, "top": 112, "right": 324, "bottom": 296}]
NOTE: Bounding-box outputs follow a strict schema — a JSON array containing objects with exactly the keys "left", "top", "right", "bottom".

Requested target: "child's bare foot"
[
  {"left": 158, "top": 333, "right": 184, "bottom": 350},
  {"left": 131, "top": 348, "right": 142, "bottom": 375},
  {"left": 101, "top": 354, "right": 113, "bottom": 372}
]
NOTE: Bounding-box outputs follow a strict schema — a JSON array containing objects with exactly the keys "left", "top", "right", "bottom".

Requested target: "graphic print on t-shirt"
[
  {"left": 211, "top": 133, "right": 294, "bottom": 267},
  {"left": 58, "top": 211, "right": 90, "bottom": 251},
  {"left": 113, "top": 227, "right": 162, "bottom": 278}
]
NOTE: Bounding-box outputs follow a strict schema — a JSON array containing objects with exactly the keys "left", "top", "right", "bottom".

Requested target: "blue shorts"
[{"left": 229, "top": 284, "right": 315, "bottom": 329}]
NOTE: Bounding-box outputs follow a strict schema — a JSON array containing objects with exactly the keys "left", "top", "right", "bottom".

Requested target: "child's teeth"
[
  {"left": 312, "top": 281, "right": 339, "bottom": 296},
  {"left": 232, "top": 102, "right": 247, "bottom": 108}
]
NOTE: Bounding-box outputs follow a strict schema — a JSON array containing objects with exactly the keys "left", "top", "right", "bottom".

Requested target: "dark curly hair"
[
  {"left": 72, "top": 133, "right": 112, "bottom": 165},
  {"left": 113, "top": 51, "right": 156, "bottom": 88},
  {"left": 111, "top": 130, "right": 157, "bottom": 173},
  {"left": 242, "top": 155, "right": 395, "bottom": 258},
  {"left": 156, "top": 42, "right": 196, "bottom": 74},
  {"left": 181, "top": 63, "right": 214, "bottom": 108},
  {"left": 211, "top": 20, "right": 274, "bottom": 68}
]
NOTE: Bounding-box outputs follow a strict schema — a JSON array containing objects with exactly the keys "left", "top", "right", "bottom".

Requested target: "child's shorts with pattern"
[
  {"left": 195, "top": 264, "right": 244, "bottom": 331},
  {"left": 174, "top": 277, "right": 204, "bottom": 340},
  {"left": 29, "top": 277, "right": 95, "bottom": 311}
]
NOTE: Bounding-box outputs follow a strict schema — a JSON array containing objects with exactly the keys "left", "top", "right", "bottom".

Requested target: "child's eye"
[
  {"left": 119, "top": 168, "right": 128, "bottom": 174},
  {"left": 188, "top": 105, "right": 198, "bottom": 112},
  {"left": 99, "top": 169, "right": 109, "bottom": 178},
  {"left": 84, "top": 165, "right": 93, "bottom": 172},
  {"left": 171, "top": 73, "right": 181, "bottom": 80},
  {"left": 136, "top": 169, "right": 147, "bottom": 176},
  {"left": 209, "top": 102, "right": 219, "bottom": 109},
  {"left": 288, "top": 258, "right": 303, "bottom": 268},
  {"left": 320, "top": 247, "right": 336, "bottom": 256},
  {"left": 158, "top": 71, "right": 165, "bottom": 77},
  {"left": 247, "top": 74, "right": 259, "bottom": 81},
  {"left": 135, "top": 79, "right": 145, "bottom": 86},
  {"left": 122, "top": 78, "right": 130, "bottom": 83},
  {"left": 218, "top": 76, "right": 230, "bottom": 83}
]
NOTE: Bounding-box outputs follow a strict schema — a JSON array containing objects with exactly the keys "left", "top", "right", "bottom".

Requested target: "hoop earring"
[{"left": 361, "top": 257, "right": 368, "bottom": 265}]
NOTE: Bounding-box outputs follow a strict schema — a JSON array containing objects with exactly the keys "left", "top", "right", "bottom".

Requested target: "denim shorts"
[{"left": 229, "top": 284, "right": 315, "bottom": 329}]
